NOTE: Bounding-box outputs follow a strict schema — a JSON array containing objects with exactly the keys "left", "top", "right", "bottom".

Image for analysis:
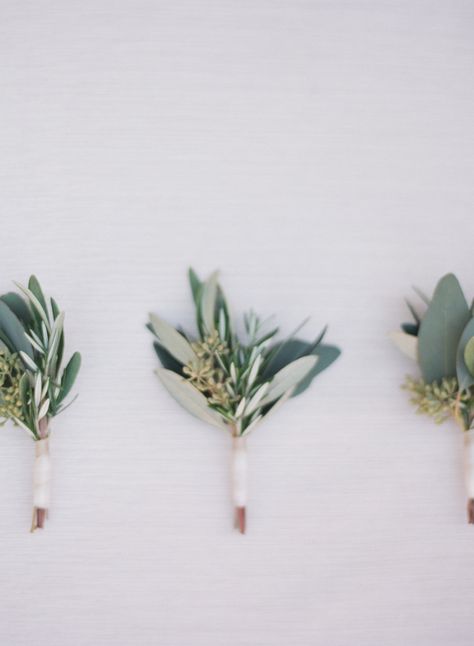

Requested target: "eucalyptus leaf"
[
  {"left": 149, "top": 314, "right": 196, "bottom": 366},
  {"left": 156, "top": 368, "right": 226, "bottom": 429},
  {"left": 0, "top": 302, "right": 33, "bottom": 357},
  {"left": 0, "top": 293, "right": 32, "bottom": 326},
  {"left": 465, "top": 338, "right": 474, "bottom": 377},
  {"left": 456, "top": 319, "right": 474, "bottom": 389},
  {"left": 418, "top": 273, "right": 470, "bottom": 383}
]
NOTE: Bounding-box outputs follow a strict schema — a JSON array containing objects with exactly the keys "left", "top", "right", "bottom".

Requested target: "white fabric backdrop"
[{"left": 0, "top": 1, "right": 473, "bottom": 645}]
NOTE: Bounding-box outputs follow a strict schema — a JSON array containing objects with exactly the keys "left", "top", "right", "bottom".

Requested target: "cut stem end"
[
  {"left": 235, "top": 506, "right": 246, "bottom": 534},
  {"left": 467, "top": 499, "right": 474, "bottom": 524}
]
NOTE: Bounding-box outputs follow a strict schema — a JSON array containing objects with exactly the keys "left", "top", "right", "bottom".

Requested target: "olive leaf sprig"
[
  {"left": 391, "top": 273, "right": 474, "bottom": 522},
  {"left": 0, "top": 276, "right": 81, "bottom": 530},
  {"left": 148, "top": 269, "right": 340, "bottom": 533}
]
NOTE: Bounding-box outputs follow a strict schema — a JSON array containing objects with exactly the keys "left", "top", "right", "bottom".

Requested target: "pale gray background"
[{"left": 0, "top": 1, "right": 473, "bottom": 645}]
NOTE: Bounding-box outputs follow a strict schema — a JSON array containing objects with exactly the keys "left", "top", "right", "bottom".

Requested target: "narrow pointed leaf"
[
  {"left": 58, "top": 352, "right": 81, "bottom": 403},
  {"left": 200, "top": 271, "right": 219, "bottom": 333}
]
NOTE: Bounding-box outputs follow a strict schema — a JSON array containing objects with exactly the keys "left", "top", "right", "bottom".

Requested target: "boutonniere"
[
  {"left": 148, "top": 269, "right": 340, "bottom": 533},
  {"left": 391, "top": 273, "right": 474, "bottom": 522},
  {"left": 0, "top": 277, "right": 81, "bottom": 531}
]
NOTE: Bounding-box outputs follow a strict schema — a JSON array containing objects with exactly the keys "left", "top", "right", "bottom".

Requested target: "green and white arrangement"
[
  {"left": 391, "top": 273, "right": 474, "bottom": 523},
  {"left": 148, "top": 269, "right": 340, "bottom": 533},
  {"left": 0, "top": 277, "right": 81, "bottom": 531}
]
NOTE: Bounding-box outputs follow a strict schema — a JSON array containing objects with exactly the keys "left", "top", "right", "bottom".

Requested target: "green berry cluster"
[{"left": 0, "top": 350, "right": 25, "bottom": 425}]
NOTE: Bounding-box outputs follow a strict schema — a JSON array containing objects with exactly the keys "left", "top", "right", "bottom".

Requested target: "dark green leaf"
[
  {"left": 188, "top": 268, "right": 203, "bottom": 306},
  {"left": 418, "top": 273, "right": 470, "bottom": 383},
  {"left": 0, "top": 302, "right": 33, "bottom": 357},
  {"left": 401, "top": 322, "right": 419, "bottom": 336},
  {"left": 153, "top": 341, "right": 183, "bottom": 374},
  {"left": 263, "top": 339, "right": 311, "bottom": 379},
  {"left": 292, "top": 344, "right": 341, "bottom": 396},
  {"left": 0, "top": 293, "right": 32, "bottom": 326},
  {"left": 58, "top": 352, "right": 81, "bottom": 404}
]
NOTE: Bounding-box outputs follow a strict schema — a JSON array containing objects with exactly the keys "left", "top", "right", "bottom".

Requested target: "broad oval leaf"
[
  {"left": 0, "top": 301, "right": 33, "bottom": 357},
  {"left": 390, "top": 331, "right": 418, "bottom": 361},
  {"left": 0, "top": 293, "right": 32, "bottom": 326},
  {"left": 259, "top": 355, "right": 318, "bottom": 407},
  {"left": 418, "top": 273, "right": 470, "bottom": 383},
  {"left": 465, "top": 338, "right": 474, "bottom": 377},
  {"left": 149, "top": 314, "right": 197, "bottom": 366},
  {"left": 456, "top": 319, "right": 474, "bottom": 389},
  {"left": 156, "top": 368, "right": 227, "bottom": 429}
]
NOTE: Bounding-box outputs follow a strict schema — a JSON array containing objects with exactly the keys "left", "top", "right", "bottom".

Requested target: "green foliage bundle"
[
  {"left": 0, "top": 276, "right": 81, "bottom": 439},
  {"left": 392, "top": 273, "right": 474, "bottom": 431},
  {"left": 148, "top": 269, "right": 341, "bottom": 437}
]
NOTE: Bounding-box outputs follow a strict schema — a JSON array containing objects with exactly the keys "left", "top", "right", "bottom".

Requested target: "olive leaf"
[
  {"left": 418, "top": 273, "right": 470, "bottom": 383},
  {"left": 149, "top": 314, "right": 196, "bottom": 366},
  {"left": 156, "top": 368, "right": 227, "bottom": 429},
  {"left": 200, "top": 271, "right": 219, "bottom": 334},
  {"left": 260, "top": 355, "right": 318, "bottom": 406}
]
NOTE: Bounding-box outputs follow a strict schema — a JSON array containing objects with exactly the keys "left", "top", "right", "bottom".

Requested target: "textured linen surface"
[{"left": 0, "top": 2, "right": 473, "bottom": 645}]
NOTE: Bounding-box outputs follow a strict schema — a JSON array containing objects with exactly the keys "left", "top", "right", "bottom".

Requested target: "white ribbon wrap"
[
  {"left": 33, "top": 438, "right": 51, "bottom": 510},
  {"left": 464, "top": 429, "right": 474, "bottom": 499},
  {"left": 231, "top": 436, "right": 248, "bottom": 508}
]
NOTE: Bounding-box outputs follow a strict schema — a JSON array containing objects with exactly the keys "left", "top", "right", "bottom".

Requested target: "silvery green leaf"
[
  {"left": 242, "top": 415, "right": 262, "bottom": 436},
  {"left": 149, "top": 314, "right": 197, "bottom": 366},
  {"left": 247, "top": 354, "right": 262, "bottom": 388},
  {"left": 19, "top": 351, "right": 38, "bottom": 372},
  {"left": 390, "top": 331, "right": 418, "bottom": 361},
  {"left": 259, "top": 355, "right": 318, "bottom": 407},
  {"left": 200, "top": 271, "right": 219, "bottom": 333},
  {"left": 235, "top": 397, "right": 246, "bottom": 419},
  {"left": 24, "top": 332, "right": 45, "bottom": 354},
  {"left": 34, "top": 373, "right": 42, "bottom": 408},
  {"left": 245, "top": 383, "right": 270, "bottom": 415},
  {"left": 11, "top": 416, "right": 36, "bottom": 438},
  {"left": 38, "top": 398, "right": 50, "bottom": 419},
  {"left": 418, "top": 273, "right": 470, "bottom": 382},
  {"left": 156, "top": 368, "right": 226, "bottom": 429}
]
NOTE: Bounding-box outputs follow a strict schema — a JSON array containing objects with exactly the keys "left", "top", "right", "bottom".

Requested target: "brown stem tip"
[
  {"left": 468, "top": 499, "right": 474, "bottom": 525},
  {"left": 30, "top": 508, "right": 47, "bottom": 533},
  {"left": 235, "top": 507, "right": 246, "bottom": 534}
]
